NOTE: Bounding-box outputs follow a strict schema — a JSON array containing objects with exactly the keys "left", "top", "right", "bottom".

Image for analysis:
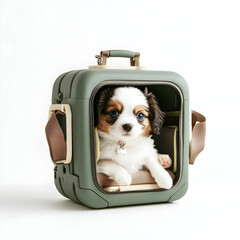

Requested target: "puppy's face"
[{"left": 94, "top": 87, "right": 164, "bottom": 141}]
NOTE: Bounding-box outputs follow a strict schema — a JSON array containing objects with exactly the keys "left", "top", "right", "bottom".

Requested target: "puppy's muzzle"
[{"left": 122, "top": 124, "right": 133, "bottom": 132}]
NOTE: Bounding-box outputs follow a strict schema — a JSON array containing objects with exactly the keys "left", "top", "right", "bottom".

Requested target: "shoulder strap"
[
  {"left": 45, "top": 111, "right": 66, "bottom": 163},
  {"left": 190, "top": 110, "right": 206, "bottom": 164},
  {"left": 45, "top": 109, "right": 206, "bottom": 164}
]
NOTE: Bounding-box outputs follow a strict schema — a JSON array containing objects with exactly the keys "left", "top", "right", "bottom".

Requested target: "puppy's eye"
[
  {"left": 109, "top": 110, "right": 119, "bottom": 118},
  {"left": 137, "top": 112, "right": 145, "bottom": 121}
]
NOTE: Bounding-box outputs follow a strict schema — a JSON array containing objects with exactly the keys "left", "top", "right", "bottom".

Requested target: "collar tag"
[{"left": 116, "top": 141, "right": 127, "bottom": 154}]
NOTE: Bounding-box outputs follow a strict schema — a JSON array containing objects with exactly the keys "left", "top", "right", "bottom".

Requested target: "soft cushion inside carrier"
[{"left": 95, "top": 121, "right": 179, "bottom": 192}]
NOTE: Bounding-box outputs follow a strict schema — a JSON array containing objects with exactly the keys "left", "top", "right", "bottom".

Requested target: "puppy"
[{"left": 94, "top": 86, "right": 173, "bottom": 189}]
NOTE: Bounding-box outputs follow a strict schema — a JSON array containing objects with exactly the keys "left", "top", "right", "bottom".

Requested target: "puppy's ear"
[
  {"left": 94, "top": 87, "right": 115, "bottom": 127},
  {"left": 145, "top": 90, "right": 165, "bottom": 135},
  {"left": 143, "top": 87, "right": 149, "bottom": 97}
]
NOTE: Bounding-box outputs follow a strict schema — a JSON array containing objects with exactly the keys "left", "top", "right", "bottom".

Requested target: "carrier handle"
[{"left": 95, "top": 50, "right": 140, "bottom": 66}]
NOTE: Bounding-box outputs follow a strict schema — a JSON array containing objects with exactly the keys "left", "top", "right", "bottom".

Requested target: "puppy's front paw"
[
  {"left": 111, "top": 169, "right": 132, "bottom": 186},
  {"left": 158, "top": 154, "right": 172, "bottom": 168},
  {"left": 155, "top": 172, "right": 173, "bottom": 189}
]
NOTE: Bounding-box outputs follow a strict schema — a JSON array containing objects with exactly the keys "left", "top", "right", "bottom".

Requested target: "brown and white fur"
[{"left": 94, "top": 87, "right": 173, "bottom": 189}]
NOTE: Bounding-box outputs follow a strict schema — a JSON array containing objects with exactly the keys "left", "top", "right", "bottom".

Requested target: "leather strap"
[
  {"left": 189, "top": 110, "right": 206, "bottom": 164},
  {"left": 45, "top": 109, "right": 206, "bottom": 164},
  {"left": 45, "top": 111, "right": 66, "bottom": 163}
]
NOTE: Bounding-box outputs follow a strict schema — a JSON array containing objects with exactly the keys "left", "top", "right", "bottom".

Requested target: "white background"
[{"left": 0, "top": 0, "right": 240, "bottom": 239}]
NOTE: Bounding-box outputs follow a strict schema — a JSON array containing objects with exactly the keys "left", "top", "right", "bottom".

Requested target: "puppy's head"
[{"left": 94, "top": 87, "right": 164, "bottom": 141}]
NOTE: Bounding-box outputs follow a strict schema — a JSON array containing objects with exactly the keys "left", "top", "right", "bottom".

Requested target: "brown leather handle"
[
  {"left": 189, "top": 110, "right": 206, "bottom": 164},
  {"left": 96, "top": 50, "right": 140, "bottom": 66},
  {"left": 45, "top": 109, "right": 206, "bottom": 164}
]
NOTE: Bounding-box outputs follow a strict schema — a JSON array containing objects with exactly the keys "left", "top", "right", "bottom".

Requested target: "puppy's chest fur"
[{"left": 99, "top": 136, "right": 157, "bottom": 174}]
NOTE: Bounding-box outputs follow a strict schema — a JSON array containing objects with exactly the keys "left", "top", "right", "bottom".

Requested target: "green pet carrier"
[{"left": 45, "top": 50, "right": 206, "bottom": 208}]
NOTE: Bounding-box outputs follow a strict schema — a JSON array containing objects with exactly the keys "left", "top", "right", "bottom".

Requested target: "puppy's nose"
[{"left": 122, "top": 124, "right": 133, "bottom": 132}]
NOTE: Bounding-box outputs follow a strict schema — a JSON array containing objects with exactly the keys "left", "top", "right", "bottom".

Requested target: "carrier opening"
[{"left": 92, "top": 83, "right": 182, "bottom": 193}]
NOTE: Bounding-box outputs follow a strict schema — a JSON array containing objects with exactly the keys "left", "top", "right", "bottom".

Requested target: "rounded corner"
[{"left": 168, "top": 183, "right": 188, "bottom": 202}]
